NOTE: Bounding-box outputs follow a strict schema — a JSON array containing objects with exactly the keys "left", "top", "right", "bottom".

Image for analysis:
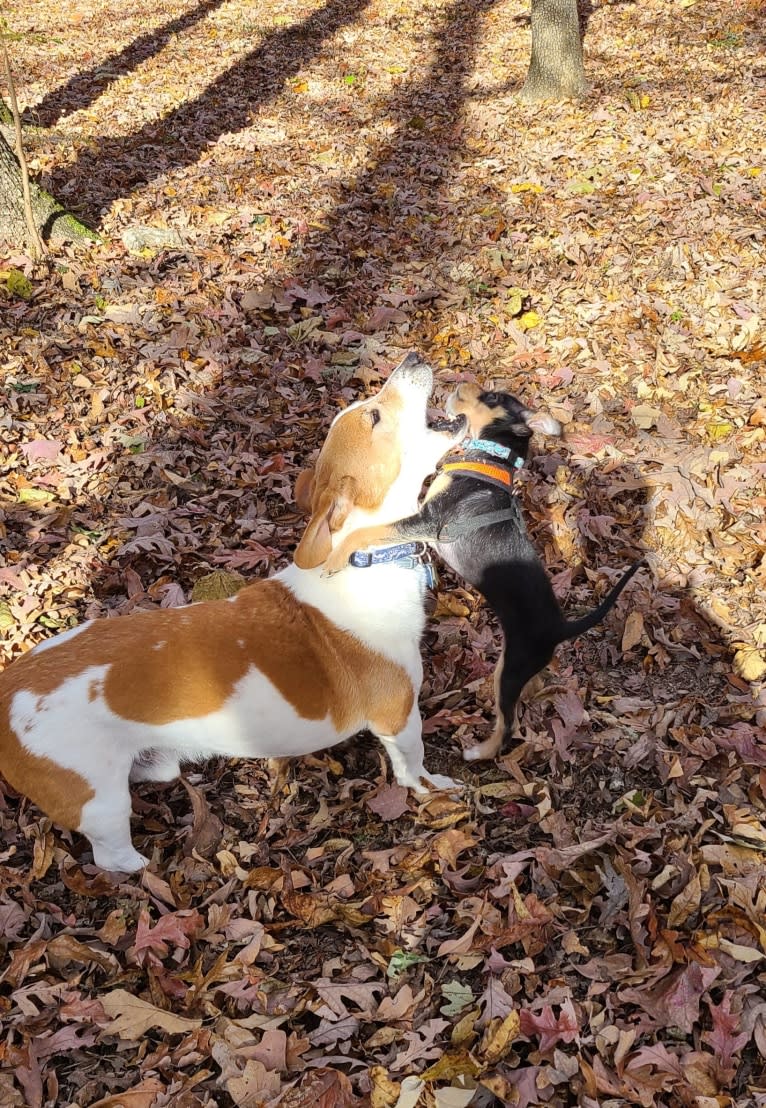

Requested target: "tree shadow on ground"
[
  {"left": 448, "top": 450, "right": 757, "bottom": 810},
  {"left": 26, "top": 0, "right": 229, "bottom": 128},
  {"left": 541, "top": 456, "right": 749, "bottom": 734},
  {"left": 1, "top": 0, "right": 505, "bottom": 618},
  {"left": 48, "top": 0, "right": 373, "bottom": 226},
  {"left": 288, "top": 0, "right": 503, "bottom": 319}
]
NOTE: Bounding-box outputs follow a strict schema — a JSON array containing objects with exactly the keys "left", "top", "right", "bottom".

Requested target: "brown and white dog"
[{"left": 0, "top": 354, "right": 465, "bottom": 872}]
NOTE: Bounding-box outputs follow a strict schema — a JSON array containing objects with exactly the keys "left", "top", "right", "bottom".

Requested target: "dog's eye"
[
  {"left": 483, "top": 394, "right": 499, "bottom": 407},
  {"left": 369, "top": 408, "right": 381, "bottom": 428}
]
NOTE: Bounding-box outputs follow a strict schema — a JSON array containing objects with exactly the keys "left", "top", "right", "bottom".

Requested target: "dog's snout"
[
  {"left": 390, "top": 352, "right": 433, "bottom": 391},
  {"left": 398, "top": 352, "right": 425, "bottom": 371},
  {"left": 446, "top": 383, "right": 480, "bottom": 416}
]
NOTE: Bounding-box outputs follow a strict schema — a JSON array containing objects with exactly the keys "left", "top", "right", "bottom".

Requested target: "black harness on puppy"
[
  {"left": 345, "top": 439, "right": 523, "bottom": 581},
  {"left": 435, "top": 438, "right": 523, "bottom": 543}
]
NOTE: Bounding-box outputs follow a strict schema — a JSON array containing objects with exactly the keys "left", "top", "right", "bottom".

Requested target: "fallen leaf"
[
  {"left": 99, "top": 989, "right": 202, "bottom": 1039},
  {"left": 481, "top": 1009, "right": 521, "bottom": 1063},
  {"left": 621, "top": 610, "right": 645, "bottom": 652},
  {"left": 366, "top": 784, "right": 409, "bottom": 821}
]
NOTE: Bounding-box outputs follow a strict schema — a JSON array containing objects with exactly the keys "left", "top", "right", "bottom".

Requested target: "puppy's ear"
[
  {"left": 523, "top": 409, "right": 562, "bottom": 436},
  {"left": 293, "top": 477, "right": 357, "bottom": 569},
  {"left": 294, "top": 469, "right": 315, "bottom": 514}
]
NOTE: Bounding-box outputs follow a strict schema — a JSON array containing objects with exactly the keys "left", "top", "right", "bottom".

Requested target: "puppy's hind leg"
[
  {"left": 463, "top": 646, "right": 543, "bottom": 762},
  {"left": 373, "top": 705, "right": 461, "bottom": 793},
  {"left": 78, "top": 763, "right": 147, "bottom": 873},
  {"left": 464, "top": 647, "right": 509, "bottom": 762}
]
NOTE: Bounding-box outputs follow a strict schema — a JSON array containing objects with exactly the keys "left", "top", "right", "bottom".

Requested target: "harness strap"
[
  {"left": 442, "top": 460, "right": 512, "bottom": 490},
  {"left": 436, "top": 506, "right": 518, "bottom": 543}
]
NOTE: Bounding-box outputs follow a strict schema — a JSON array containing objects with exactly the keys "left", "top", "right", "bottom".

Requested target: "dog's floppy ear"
[
  {"left": 293, "top": 477, "right": 357, "bottom": 569},
  {"left": 522, "top": 409, "right": 562, "bottom": 436},
  {"left": 294, "top": 469, "right": 315, "bottom": 514}
]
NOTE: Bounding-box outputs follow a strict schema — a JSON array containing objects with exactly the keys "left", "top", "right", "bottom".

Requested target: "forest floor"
[{"left": 1, "top": 0, "right": 765, "bottom": 1105}]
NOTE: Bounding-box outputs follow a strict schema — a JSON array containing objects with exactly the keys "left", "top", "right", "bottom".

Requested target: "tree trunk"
[
  {"left": 521, "top": 0, "right": 587, "bottom": 101},
  {"left": 0, "top": 129, "right": 98, "bottom": 248}
]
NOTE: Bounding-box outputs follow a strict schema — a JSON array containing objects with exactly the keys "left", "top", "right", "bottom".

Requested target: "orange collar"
[{"left": 442, "top": 460, "right": 512, "bottom": 488}]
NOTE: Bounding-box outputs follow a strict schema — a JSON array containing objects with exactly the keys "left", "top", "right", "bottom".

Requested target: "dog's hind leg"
[
  {"left": 464, "top": 646, "right": 510, "bottom": 762},
  {"left": 78, "top": 761, "right": 147, "bottom": 873},
  {"left": 130, "top": 749, "right": 181, "bottom": 783},
  {"left": 463, "top": 645, "right": 548, "bottom": 762},
  {"left": 373, "top": 705, "right": 460, "bottom": 793}
]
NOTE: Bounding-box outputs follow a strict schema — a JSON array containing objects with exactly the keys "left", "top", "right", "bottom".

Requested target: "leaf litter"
[{"left": 1, "top": 0, "right": 765, "bottom": 1103}]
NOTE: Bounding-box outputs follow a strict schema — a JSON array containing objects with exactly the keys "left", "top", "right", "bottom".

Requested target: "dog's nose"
[
  {"left": 397, "top": 351, "right": 426, "bottom": 371},
  {"left": 390, "top": 352, "right": 433, "bottom": 390}
]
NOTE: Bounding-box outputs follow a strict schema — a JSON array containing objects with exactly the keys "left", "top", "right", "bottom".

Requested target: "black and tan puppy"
[{"left": 325, "top": 383, "right": 643, "bottom": 761}]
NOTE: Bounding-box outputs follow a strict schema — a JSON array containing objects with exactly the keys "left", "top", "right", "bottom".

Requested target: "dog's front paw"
[{"left": 421, "top": 771, "right": 463, "bottom": 792}]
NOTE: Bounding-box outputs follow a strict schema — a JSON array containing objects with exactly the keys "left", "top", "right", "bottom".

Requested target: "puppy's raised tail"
[{"left": 557, "top": 559, "right": 646, "bottom": 644}]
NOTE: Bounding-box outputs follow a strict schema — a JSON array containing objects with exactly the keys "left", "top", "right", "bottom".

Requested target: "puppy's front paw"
[
  {"left": 462, "top": 736, "right": 501, "bottom": 762},
  {"left": 321, "top": 555, "right": 347, "bottom": 578}
]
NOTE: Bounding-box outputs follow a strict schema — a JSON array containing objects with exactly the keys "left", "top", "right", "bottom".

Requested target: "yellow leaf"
[
  {"left": 733, "top": 647, "right": 766, "bottom": 682},
  {"left": 707, "top": 420, "right": 734, "bottom": 441},
  {"left": 481, "top": 1010, "right": 521, "bottom": 1064},
  {"left": 370, "top": 1066, "right": 401, "bottom": 1108},
  {"left": 387, "top": 65, "right": 407, "bottom": 74},
  {"left": 510, "top": 182, "right": 543, "bottom": 194},
  {"left": 18, "top": 487, "right": 55, "bottom": 504},
  {"left": 504, "top": 287, "right": 525, "bottom": 316},
  {"left": 291, "top": 79, "right": 309, "bottom": 93},
  {"left": 191, "top": 571, "right": 245, "bottom": 601},
  {"left": 434, "top": 592, "right": 471, "bottom": 618},
  {"left": 420, "top": 1052, "right": 480, "bottom": 1082},
  {"left": 748, "top": 166, "right": 762, "bottom": 177},
  {"left": 518, "top": 310, "right": 541, "bottom": 330},
  {"left": 451, "top": 1007, "right": 480, "bottom": 1046}
]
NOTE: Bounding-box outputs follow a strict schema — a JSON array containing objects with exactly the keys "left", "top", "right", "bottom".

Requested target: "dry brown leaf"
[
  {"left": 88, "top": 1079, "right": 165, "bottom": 1108},
  {"left": 99, "top": 989, "right": 202, "bottom": 1039},
  {"left": 621, "top": 610, "right": 645, "bottom": 652}
]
